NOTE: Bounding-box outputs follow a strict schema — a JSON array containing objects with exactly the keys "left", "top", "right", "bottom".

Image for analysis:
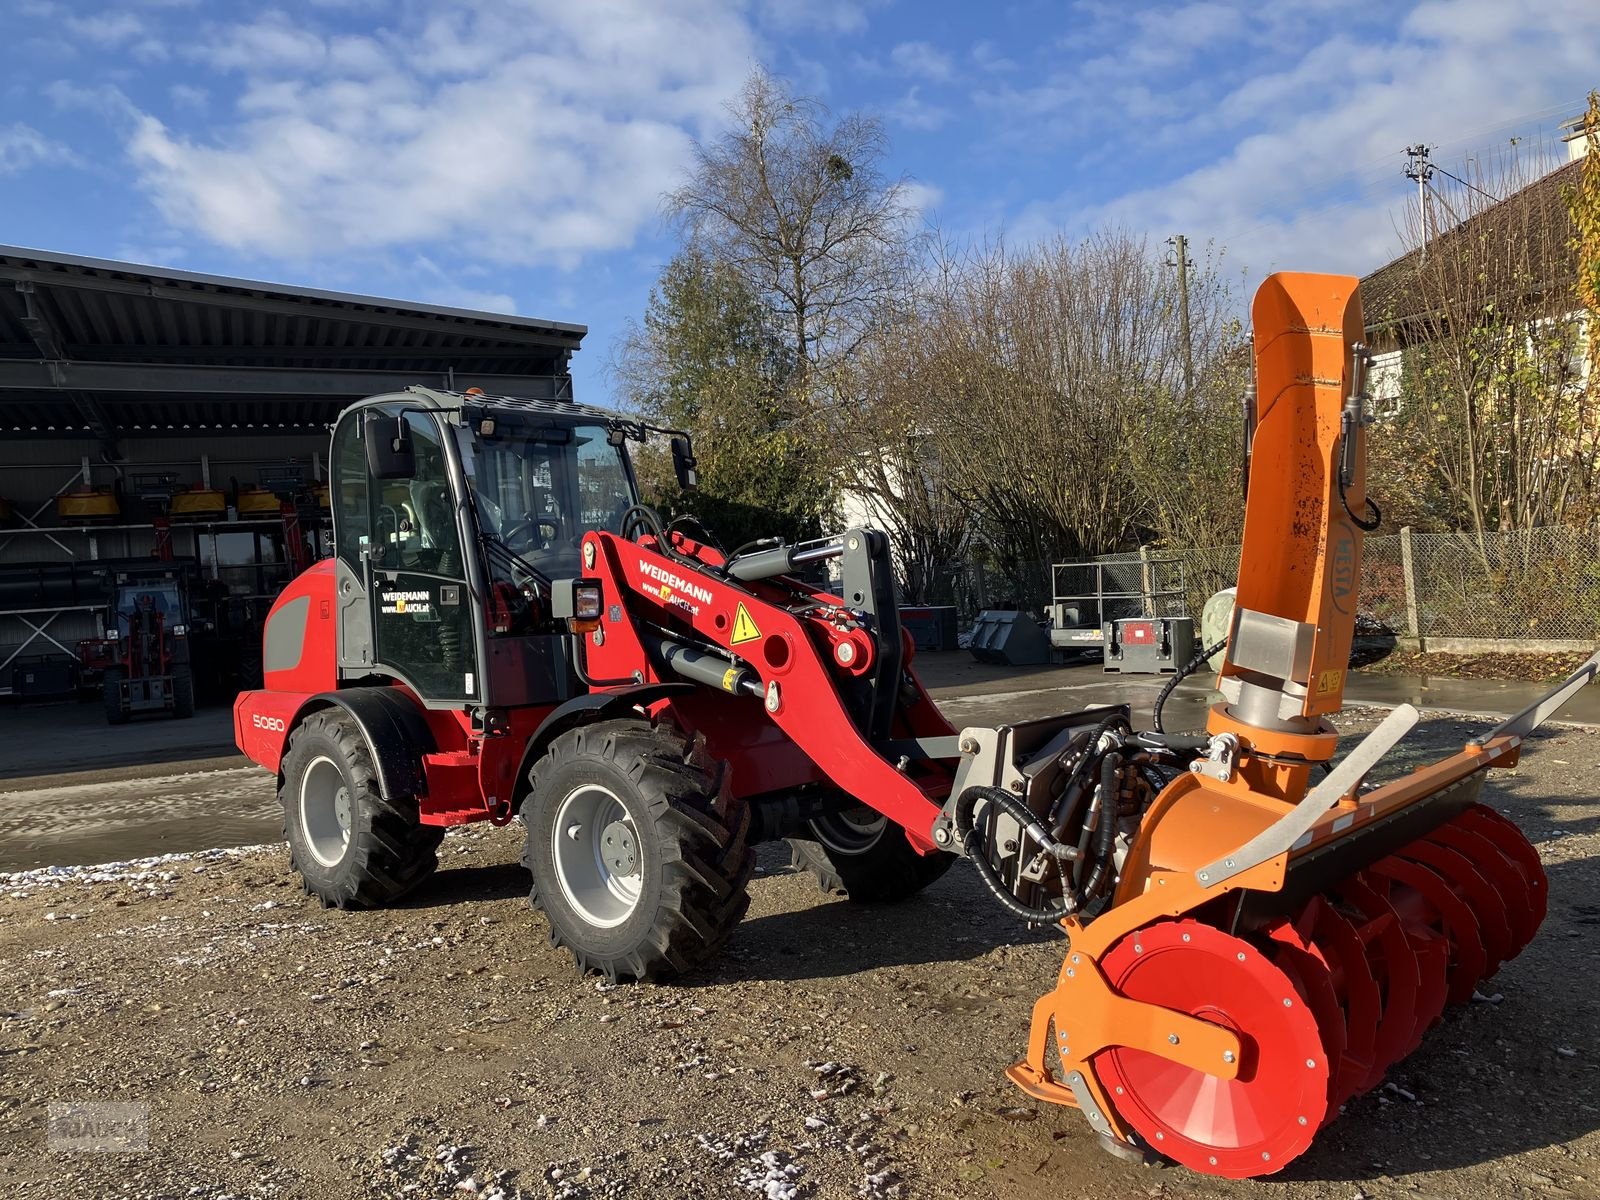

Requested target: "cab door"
[{"left": 363, "top": 409, "right": 479, "bottom": 705}]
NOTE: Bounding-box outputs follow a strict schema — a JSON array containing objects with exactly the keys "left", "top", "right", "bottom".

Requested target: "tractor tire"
[
  {"left": 522, "top": 718, "right": 754, "bottom": 983},
  {"left": 788, "top": 804, "right": 955, "bottom": 903},
  {"left": 279, "top": 709, "right": 443, "bottom": 909},
  {"left": 171, "top": 667, "right": 196, "bottom": 719},
  {"left": 237, "top": 641, "right": 264, "bottom": 692},
  {"left": 102, "top": 669, "right": 129, "bottom": 725}
]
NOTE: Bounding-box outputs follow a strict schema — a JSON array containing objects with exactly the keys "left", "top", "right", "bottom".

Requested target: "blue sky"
[{"left": 4, "top": 0, "right": 1597, "bottom": 403}]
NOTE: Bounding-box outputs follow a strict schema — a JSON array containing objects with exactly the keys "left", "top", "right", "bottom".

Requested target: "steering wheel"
[{"left": 502, "top": 515, "right": 560, "bottom": 551}]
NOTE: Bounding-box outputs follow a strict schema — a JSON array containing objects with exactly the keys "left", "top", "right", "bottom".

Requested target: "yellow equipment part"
[
  {"left": 170, "top": 486, "right": 227, "bottom": 520},
  {"left": 236, "top": 487, "right": 283, "bottom": 517},
  {"left": 1007, "top": 272, "right": 1591, "bottom": 1178},
  {"left": 57, "top": 488, "right": 120, "bottom": 521}
]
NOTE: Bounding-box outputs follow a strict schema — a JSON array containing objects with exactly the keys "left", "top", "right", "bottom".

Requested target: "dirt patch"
[
  {"left": 1, "top": 711, "right": 1598, "bottom": 1199},
  {"left": 1357, "top": 649, "right": 1593, "bottom": 683}
]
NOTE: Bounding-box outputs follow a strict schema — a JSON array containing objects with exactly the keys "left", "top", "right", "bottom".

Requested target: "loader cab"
[{"left": 327, "top": 387, "right": 643, "bottom": 710}]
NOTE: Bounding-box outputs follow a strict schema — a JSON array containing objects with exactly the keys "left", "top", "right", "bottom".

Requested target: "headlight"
[{"left": 573, "top": 583, "right": 603, "bottom": 621}]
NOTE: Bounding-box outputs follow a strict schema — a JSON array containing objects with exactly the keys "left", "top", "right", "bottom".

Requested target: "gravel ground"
[{"left": 1, "top": 709, "right": 1597, "bottom": 1200}]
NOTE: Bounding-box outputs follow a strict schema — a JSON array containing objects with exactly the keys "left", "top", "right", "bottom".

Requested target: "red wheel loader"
[
  {"left": 101, "top": 567, "right": 197, "bottom": 723},
  {"left": 235, "top": 273, "right": 1595, "bottom": 1178}
]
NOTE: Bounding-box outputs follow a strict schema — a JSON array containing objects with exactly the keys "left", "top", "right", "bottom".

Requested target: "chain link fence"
[{"left": 934, "top": 525, "right": 1600, "bottom": 646}]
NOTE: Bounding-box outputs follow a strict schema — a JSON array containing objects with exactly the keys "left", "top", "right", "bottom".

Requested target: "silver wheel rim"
[
  {"left": 300, "top": 755, "right": 353, "bottom": 868},
  {"left": 552, "top": 784, "right": 643, "bottom": 928},
  {"left": 809, "top": 805, "right": 887, "bottom": 857}
]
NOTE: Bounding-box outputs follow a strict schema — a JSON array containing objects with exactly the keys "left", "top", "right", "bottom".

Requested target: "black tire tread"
[
  {"left": 102, "top": 668, "right": 128, "bottom": 725},
  {"left": 787, "top": 827, "right": 955, "bottom": 904},
  {"left": 171, "top": 666, "right": 196, "bottom": 719},
  {"left": 524, "top": 718, "right": 754, "bottom": 983},
  {"left": 280, "top": 708, "right": 443, "bottom": 909}
]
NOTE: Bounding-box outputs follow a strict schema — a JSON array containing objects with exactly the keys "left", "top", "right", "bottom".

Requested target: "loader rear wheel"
[
  {"left": 279, "top": 709, "right": 443, "bottom": 909},
  {"left": 788, "top": 805, "right": 954, "bottom": 903},
  {"left": 522, "top": 719, "right": 754, "bottom": 983}
]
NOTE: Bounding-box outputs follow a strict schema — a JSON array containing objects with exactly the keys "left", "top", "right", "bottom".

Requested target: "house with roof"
[{"left": 1360, "top": 114, "right": 1592, "bottom": 410}]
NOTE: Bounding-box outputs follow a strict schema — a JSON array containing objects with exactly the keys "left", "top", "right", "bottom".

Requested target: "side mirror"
[
  {"left": 363, "top": 411, "right": 416, "bottom": 480},
  {"left": 670, "top": 435, "right": 698, "bottom": 491}
]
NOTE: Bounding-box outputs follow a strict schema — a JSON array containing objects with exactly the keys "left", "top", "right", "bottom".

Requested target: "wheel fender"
[
  {"left": 291, "top": 688, "right": 437, "bottom": 802},
  {"left": 514, "top": 683, "right": 695, "bottom": 809}
]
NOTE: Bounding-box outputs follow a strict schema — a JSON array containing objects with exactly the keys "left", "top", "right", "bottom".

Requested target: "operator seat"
[{"left": 408, "top": 480, "right": 456, "bottom": 570}]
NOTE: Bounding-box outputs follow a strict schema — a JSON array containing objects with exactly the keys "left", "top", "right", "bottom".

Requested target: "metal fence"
[{"left": 935, "top": 525, "right": 1600, "bottom": 646}]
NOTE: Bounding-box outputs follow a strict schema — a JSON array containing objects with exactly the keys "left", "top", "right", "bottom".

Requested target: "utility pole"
[
  {"left": 1404, "top": 144, "right": 1434, "bottom": 261},
  {"left": 1167, "top": 234, "right": 1194, "bottom": 397}
]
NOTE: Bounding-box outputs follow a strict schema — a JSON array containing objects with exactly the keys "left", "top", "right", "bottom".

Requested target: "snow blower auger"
[{"left": 999, "top": 272, "right": 1596, "bottom": 1178}]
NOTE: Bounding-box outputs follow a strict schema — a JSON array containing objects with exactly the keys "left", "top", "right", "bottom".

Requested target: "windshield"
[
  {"left": 459, "top": 419, "right": 637, "bottom": 584},
  {"left": 114, "top": 582, "right": 181, "bottom": 621}
]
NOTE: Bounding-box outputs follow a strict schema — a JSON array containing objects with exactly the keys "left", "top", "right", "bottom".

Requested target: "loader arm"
[{"left": 578, "top": 527, "right": 953, "bottom": 851}]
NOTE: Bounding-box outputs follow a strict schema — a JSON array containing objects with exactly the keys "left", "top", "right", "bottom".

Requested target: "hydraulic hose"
[
  {"left": 954, "top": 784, "right": 1079, "bottom": 924},
  {"left": 1152, "top": 638, "right": 1228, "bottom": 734},
  {"left": 1075, "top": 750, "right": 1123, "bottom": 902},
  {"left": 1048, "top": 713, "right": 1131, "bottom": 828},
  {"left": 1339, "top": 469, "right": 1383, "bottom": 532}
]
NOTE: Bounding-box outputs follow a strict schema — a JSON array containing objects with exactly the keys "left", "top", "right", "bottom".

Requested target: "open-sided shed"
[{"left": 0, "top": 245, "right": 586, "bottom": 697}]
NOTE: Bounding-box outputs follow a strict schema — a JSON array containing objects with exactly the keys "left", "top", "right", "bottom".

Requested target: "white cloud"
[
  {"left": 1004, "top": 0, "right": 1600, "bottom": 287},
  {"left": 971, "top": 41, "right": 1017, "bottom": 73},
  {"left": 0, "top": 123, "right": 79, "bottom": 174},
  {"left": 888, "top": 41, "right": 953, "bottom": 82},
  {"left": 65, "top": 11, "right": 146, "bottom": 44},
  {"left": 887, "top": 87, "right": 949, "bottom": 132},
  {"left": 756, "top": 0, "right": 878, "bottom": 35},
  {"left": 898, "top": 179, "right": 944, "bottom": 218},
  {"left": 118, "top": 1, "right": 761, "bottom": 269},
  {"left": 169, "top": 83, "right": 208, "bottom": 110},
  {"left": 202, "top": 14, "right": 329, "bottom": 71},
  {"left": 410, "top": 256, "right": 517, "bottom": 314}
]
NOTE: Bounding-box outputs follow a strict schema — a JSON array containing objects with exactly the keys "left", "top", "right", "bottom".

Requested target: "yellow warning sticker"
[
  {"left": 721, "top": 667, "right": 739, "bottom": 693},
  {"left": 1316, "top": 668, "right": 1344, "bottom": 695},
  {"left": 730, "top": 602, "right": 762, "bottom": 645}
]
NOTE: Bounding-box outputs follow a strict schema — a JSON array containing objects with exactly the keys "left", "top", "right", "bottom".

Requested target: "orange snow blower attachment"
[{"left": 1004, "top": 272, "right": 1594, "bottom": 1177}]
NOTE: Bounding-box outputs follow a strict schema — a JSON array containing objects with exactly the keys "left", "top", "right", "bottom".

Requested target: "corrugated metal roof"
[{"left": 0, "top": 245, "right": 586, "bottom": 436}]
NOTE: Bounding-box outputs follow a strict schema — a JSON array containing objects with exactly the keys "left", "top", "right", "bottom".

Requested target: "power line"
[{"left": 1430, "top": 162, "right": 1506, "bottom": 204}]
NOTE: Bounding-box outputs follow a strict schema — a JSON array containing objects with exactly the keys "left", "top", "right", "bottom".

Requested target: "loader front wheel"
[
  {"left": 101, "top": 668, "right": 128, "bottom": 725},
  {"left": 789, "top": 805, "right": 955, "bottom": 903},
  {"left": 279, "top": 709, "right": 443, "bottom": 909},
  {"left": 523, "top": 719, "right": 753, "bottom": 983}
]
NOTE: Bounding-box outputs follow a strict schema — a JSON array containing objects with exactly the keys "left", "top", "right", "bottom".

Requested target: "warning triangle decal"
[{"left": 730, "top": 602, "right": 762, "bottom": 645}]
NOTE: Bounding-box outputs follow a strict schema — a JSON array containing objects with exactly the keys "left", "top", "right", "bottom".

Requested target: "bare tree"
[
  {"left": 877, "top": 232, "right": 1240, "bottom": 579},
  {"left": 667, "top": 67, "right": 916, "bottom": 382},
  {"left": 837, "top": 307, "right": 970, "bottom": 602}
]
